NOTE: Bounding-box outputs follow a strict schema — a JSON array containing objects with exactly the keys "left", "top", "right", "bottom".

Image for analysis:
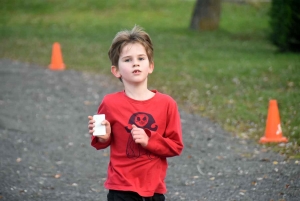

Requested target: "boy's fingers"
[
  {"left": 102, "top": 120, "right": 110, "bottom": 126},
  {"left": 132, "top": 124, "right": 137, "bottom": 128}
]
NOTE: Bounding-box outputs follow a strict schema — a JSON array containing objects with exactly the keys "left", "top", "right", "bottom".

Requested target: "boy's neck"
[{"left": 124, "top": 86, "right": 154, "bottom": 101}]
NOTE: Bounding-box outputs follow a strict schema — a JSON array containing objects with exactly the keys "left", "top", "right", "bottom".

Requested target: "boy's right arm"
[{"left": 88, "top": 116, "right": 111, "bottom": 149}]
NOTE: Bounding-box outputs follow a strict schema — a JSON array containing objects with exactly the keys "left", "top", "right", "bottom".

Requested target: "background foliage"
[{"left": 270, "top": 0, "right": 300, "bottom": 51}]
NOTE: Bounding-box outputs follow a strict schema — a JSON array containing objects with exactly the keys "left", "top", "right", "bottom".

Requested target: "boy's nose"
[{"left": 133, "top": 59, "right": 140, "bottom": 67}]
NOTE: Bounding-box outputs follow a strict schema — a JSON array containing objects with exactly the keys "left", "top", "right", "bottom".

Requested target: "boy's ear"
[
  {"left": 111, "top": 65, "right": 121, "bottom": 78},
  {"left": 148, "top": 62, "right": 154, "bottom": 74}
]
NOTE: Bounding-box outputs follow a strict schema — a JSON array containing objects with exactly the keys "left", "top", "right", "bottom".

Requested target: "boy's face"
[{"left": 111, "top": 42, "right": 154, "bottom": 85}]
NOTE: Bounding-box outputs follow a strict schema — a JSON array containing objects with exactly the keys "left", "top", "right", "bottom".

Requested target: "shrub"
[{"left": 270, "top": 0, "right": 300, "bottom": 52}]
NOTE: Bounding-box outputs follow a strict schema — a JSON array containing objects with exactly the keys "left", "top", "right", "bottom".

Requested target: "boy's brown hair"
[{"left": 108, "top": 25, "right": 154, "bottom": 67}]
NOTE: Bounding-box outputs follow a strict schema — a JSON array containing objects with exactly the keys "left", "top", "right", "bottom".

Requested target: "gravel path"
[{"left": 0, "top": 59, "right": 299, "bottom": 201}]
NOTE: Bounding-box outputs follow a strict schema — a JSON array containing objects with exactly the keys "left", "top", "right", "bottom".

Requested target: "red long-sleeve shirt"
[{"left": 91, "top": 90, "right": 183, "bottom": 197}]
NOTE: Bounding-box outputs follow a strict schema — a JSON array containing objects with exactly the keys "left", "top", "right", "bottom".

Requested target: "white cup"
[{"left": 93, "top": 114, "right": 106, "bottom": 136}]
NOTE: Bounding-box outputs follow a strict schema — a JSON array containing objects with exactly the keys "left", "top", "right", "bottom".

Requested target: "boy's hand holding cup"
[{"left": 88, "top": 114, "right": 111, "bottom": 142}]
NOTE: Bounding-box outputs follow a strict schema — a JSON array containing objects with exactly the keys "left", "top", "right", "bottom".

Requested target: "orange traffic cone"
[
  {"left": 49, "top": 42, "right": 65, "bottom": 70},
  {"left": 259, "top": 100, "right": 288, "bottom": 143}
]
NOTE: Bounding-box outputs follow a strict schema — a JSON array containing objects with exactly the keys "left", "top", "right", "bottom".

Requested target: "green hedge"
[{"left": 270, "top": 0, "right": 300, "bottom": 52}]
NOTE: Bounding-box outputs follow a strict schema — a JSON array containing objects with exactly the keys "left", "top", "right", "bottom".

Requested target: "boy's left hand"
[{"left": 131, "top": 124, "right": 149, "bottom": 147}]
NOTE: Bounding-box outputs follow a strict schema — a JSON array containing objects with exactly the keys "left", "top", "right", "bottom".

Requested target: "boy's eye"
[
  {"left": 139, "top": 57, "right": 145, "bottom": 61},
  {"left": 125, "top": 59, "right": 130, "bottom": 62}
]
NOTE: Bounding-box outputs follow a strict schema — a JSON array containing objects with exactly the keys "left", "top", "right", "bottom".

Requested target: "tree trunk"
[{"left": 190, "top": 0, "right": 221, "bottom": 31}]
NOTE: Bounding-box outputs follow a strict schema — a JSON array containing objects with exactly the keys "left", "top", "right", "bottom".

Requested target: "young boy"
[{"left": 88, "top": 25, "right": 183, "bottom": 201}]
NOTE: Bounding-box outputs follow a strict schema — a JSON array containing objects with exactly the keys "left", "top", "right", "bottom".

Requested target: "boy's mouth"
[{"left": 132, "top": 70, "right": 141, "bottom": 73}]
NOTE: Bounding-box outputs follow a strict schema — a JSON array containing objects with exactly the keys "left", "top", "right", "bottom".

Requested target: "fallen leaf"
[
  {"left": 91, "top": 188, "right": 101, "bottom": 192},
  {"left": 71, "top": 183, "right": 78, "bottom": 187},
  {"left": 216, "top": 156, "right": 223, "bottom": 160},
  {"left": 261, "top": 148, "right": 268, "bottom": 152},
  {"left": 273, "top": 161, "right": 278, "bottom": 165},
  {"left": 16, "top": 158, "right": 22, "bottom": 163},
  {"left": 84, "top": 101, "right": 92, "bottom": 105},
  {"left": 54, "top": 174, "right": 61, "bottom": 179},
  {"left": 287, "top": 81, "right": 294, "bottom": 87},
  {"left": 55, "top": 161, "right": 63, "bottom": 165}
]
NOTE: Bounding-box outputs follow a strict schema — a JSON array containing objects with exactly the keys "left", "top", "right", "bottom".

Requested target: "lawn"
[{"left": 1, "top": 0, "right": 299, "bottom": 156}]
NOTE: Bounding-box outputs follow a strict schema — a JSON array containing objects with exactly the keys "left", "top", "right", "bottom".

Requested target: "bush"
[{"left": 270, "top": 0, "right": 300, "bottom": 52}]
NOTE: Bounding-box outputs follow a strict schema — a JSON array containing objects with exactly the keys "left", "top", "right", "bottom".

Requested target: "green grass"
[{"left": 1, "top": 0, "right": 299, "bottom": 156}]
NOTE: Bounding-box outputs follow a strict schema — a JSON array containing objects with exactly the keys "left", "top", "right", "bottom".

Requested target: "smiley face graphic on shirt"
[{"left": 125, "top": 112, "right": 158, "bottom": 159}]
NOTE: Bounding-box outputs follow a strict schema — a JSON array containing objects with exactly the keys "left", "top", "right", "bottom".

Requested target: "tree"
[{"left": 190, "top": 0, "right": 221, "bottom": 31}]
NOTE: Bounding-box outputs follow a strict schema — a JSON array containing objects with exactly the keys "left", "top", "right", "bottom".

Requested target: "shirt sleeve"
[
  {"left": 90, "top": 97, "right": 111, "bottom": 150},
  {"left": 145, "top": 100, "right": 183, "bottom": 157}
]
